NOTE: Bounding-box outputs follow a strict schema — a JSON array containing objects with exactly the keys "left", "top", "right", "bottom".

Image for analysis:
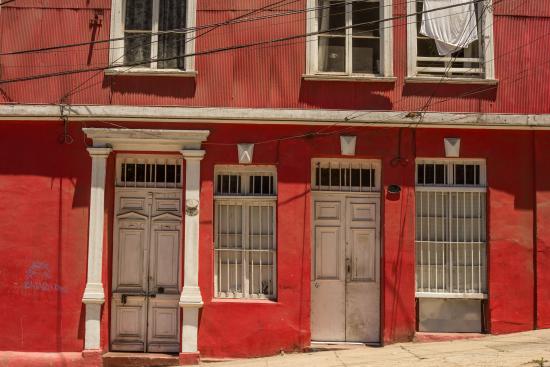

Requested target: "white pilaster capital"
[
  {"left": 180, "top": 150, "right": 205, "bottom": 161},
  {"left": 87, "top": 147, "right": 112, "bottom": 158},
  {"left": 179, "top": 286, "right": 203, "bottom": 308}
]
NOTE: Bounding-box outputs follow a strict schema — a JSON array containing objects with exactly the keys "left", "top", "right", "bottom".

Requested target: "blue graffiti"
[{"left": 23, "top": 261, "right": 66, "bottom": 293}]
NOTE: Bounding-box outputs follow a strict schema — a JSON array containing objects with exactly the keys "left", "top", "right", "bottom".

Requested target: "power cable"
[
  {"left": 0, "top": 0, "right": 485, "bottom": 85},
  {"left": 0, "top": 0, "right": 16, "bottom": 6},
  {"left": 0, "top": 0, "right": 408, "bottom": 57}
]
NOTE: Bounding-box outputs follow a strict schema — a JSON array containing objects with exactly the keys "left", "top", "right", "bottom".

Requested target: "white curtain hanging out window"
[{"left": 420, "top": 0, "right": 479, "bottom": 56}]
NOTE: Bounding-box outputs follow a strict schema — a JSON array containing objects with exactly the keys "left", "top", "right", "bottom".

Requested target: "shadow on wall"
[{"left": 299, "top": 79, "right": 394, "bottom": 110}]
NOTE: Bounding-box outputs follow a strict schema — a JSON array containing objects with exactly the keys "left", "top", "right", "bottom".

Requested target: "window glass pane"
[
  {"left": 352, "top": 38, "right": 380, "bottom": 74},
  {"left": 158, "top": 0, "right": 186, "bottom": 69},
  {"left": 124, "top": 34, "right": 152, "bottom": 66},
  {"left": 318, "top": 36, "right": 346, "bottom": 72},
  {"left": 249, "top": 175, "right": 274, "bottom": 195},
  {"left": 318, "top": 0, "right": 346, "bottom": 35},
  {"left": 352, "top": 1, "right": 380, "bottom": 37},
  {"left": 125, "top": 0, "right": 153, "bottom": 30},
  {"left": 216, "top": 175, "right": 241, "bottom": 194}
]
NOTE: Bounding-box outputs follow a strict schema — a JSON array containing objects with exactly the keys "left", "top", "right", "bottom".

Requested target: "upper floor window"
[
  {"left": 109, "top": 0, "right": 196, "bottom": 73},
  {"left": 407, "top": 0, "right": 495, "bottom": 81},
  {"left": 306, "top": 0, "right": 393, "bottom": 79}
]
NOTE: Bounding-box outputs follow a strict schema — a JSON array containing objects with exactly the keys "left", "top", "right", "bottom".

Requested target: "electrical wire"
[
  {"left": 0, "top": 0, "right": 485, "bottom": 85},
  {"left": 0, "top": 0, "right": 15, "bottom": 6},
  {"left": 0, "top": 0, "right": 413, "bottom": 57}
]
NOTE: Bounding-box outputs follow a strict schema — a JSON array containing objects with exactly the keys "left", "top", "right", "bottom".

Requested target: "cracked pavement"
[{"left": 198, "top": 329, "right": 550, "bottom": 367}]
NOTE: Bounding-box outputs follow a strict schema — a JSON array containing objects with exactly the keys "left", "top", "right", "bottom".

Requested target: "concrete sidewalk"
[{"left": 200, "top": 329, "right": 550, "bottom": 367}]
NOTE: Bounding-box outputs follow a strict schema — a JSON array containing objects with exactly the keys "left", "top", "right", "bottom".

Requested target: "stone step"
[{"left": 102, "top": 352, "right": 180, "bottom": 367}]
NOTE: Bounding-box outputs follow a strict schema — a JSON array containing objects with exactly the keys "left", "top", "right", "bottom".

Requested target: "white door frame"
[
  {"left": 82, "top": 128, "right": 209, "bottom": 354},
  {"left": 310, "top": 158, "right": 382, "bottom": 344}
]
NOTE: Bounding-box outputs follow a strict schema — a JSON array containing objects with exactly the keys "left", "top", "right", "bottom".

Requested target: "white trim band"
[{"left": 2, "top": 104, "right": 550, "bottom": 129}]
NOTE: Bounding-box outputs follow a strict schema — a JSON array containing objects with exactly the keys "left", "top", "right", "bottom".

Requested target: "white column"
[
  {"left": 82, "top": 147, "right": 112, "bottom": 350},
  {"left": 179, "top": 150, "right": 205, "bottom": 353}
]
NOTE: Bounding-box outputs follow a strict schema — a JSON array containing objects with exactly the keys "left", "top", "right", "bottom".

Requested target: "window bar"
[
  {"left": 348, "top": 162, "right": 352, "bottom": 192},
  {"left": 123, "top": 161, "right": 127, "bottom": 188},
  {"left": 261, "top": 175, "right": 264, "bottom": 196},
  {"left": 329, "top": 162, "right": 332, "bottom": 191},
  {"left": 463, "top": 191, "right": 467, "bottom": 292},
  {"left": 339, "top": 162, "right": 342, "bottom": 192},
  {"left": 133, "top": 161, "right": 137, "bottom": 188},
  {"left": 359, "top": 164, "right": 363, "bottom": 192},
  {"left": 174, "top": 161, "right": 177, "bottom": 188},
  {"left": 234, "top": 204, "right": 238, "bottom": 295},
  {"left": 427, "top": 192, "right": 432, "bottom": 291},
  {"left": 316, "top": 163, "right": 320, "bottom": 190},
  {"left": 471, "top": 192, "right": 474, "bottom": 292},
  {"left": 441, "top": 193, "right": 447, "bottom": 291},
  {"left": 259, "top": 205, "right": 263, "bottom": 296},
  {"left": 420, "top": 192, "right": 424, "bottom": 291},
  {"left": 456, "top": 192, "right": 460, "bottom": 292},
  {"left": 449, "top": 192, "right": 453, "bottom": 292},
  {"left": 251, "top": 206, "right": 255, "bottom": 296},
  {"left": 478, "top": 191, "right": 482, "bottom": 292},
  {"left": 217, "top": 203, "right": 221, "bottom": 296},
  {"left": 435, "top": 191, "right": 438, "bottom": 292},
  {"left": 268, "top": 205, "right": 272, "bottom": 296},
  {"left": 153, "top": 162, "right": 157, "bottom": 188},
  {"left": 226, "top": 205, "right": 229, "bottom": 295},
  {"left": 164, "top": 160, "right": 167, "bottom": 189},
  {"left": 229, "top": 174, "right": 232, "bottom": 194}
]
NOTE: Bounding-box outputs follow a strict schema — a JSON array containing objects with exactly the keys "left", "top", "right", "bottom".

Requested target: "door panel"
[
  {"left": 111, "top": 294, "right": 147, "bottom": 351},
  {"left": 315, "top": 226, "right": 341, "bottom": 280},
  {"left": 147, "top": 295, "right": 181, "bottom": 352},
  {"left": 311, "top": 194, "right": 380, "bottom": 343},
  {"left": 112, "top": 189, "right": 182, "bottom": 353},
  {"left": 349, "top": 229, "right": 376, "bottom": 282},
  {"left": 311, "top": 196, "right": 346, "bottom": 342},
  {"left": 345, "top": 198, "right": 380, "bottom": 343}
]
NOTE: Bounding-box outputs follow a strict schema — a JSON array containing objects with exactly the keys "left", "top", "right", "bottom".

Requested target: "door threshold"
[{"left": 311, "top": 341, "right": 379, "bottom": 346}]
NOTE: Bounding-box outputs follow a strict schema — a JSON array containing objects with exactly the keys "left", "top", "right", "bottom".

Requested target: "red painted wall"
[
  {"left": 0, "top": 121, "right": 546, "bottom": 358},
  {"left": 1, "top": 1, "right": 550, "bottom": 113}
]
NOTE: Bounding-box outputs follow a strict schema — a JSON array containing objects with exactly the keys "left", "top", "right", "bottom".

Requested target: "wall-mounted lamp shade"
[
  {"left": 238, "top": 143, "right": 254, "bottom": 164},
  {"left": 340, "top": 135, "right": 357, "bottom": 156},
  {"left": 444, "top": 138, "right": 461, "bottom": 158}
]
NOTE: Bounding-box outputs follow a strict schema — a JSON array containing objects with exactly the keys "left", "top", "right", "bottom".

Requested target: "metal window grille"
[
  {"left": 316, "top": 0, "right": 382, "bottom": 75},
  {"left": 415, "top": 0, "right": 484, "bottom": 78},
  {"left": 214, "top": 167, "right": 277, "bottom": 299},
  {"left": 116, "top": 155, "right": 183, "bottom": 188},
  {"left": 124, "top": 0, "right": 187, "bottom": 70},
  {"left": 311, "top": 159, "right": 380, "bottom": 192},
  {"left": 415, "top": 160, "right": 487, "bottom": 298}
]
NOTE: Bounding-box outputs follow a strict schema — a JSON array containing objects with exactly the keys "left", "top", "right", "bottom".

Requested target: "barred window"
[
  {"left": 311, "top": 159, "right": 381, "bottom": 192},
  {"left": 214, "top": 167, "right": 277, "bottom": 299},
  {"left": 415, "top": 160, "right": 487, "bottom": 298},
  {"left": 116, "top": 155, "right": 183, "bottom": 188}
]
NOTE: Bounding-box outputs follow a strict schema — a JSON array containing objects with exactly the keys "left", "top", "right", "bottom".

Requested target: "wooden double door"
[{"left": 111, "top": 188, "right": 182, "bottom": 353}]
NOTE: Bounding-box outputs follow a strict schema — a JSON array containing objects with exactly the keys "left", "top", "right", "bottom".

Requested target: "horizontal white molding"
[
  {"left": 1, "top": 104, "right": 550, "bottom": 129},
  {"left": 416, "top": 292, "right": 488, "bottom": 300}
]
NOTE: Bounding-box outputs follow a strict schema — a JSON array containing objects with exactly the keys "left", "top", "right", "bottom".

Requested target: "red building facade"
[{"left": 1, "top": 0, "right": 550, "bottom": 366}]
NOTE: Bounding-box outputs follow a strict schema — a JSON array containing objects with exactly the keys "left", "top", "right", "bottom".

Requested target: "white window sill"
[
  {"left": 416, "top": 292, "right": 488, "bottom": 300},
  {"left": 302, "top": 74, "right": 397, "bottom": 83},
  {"left": 406, "top": 76, "right": 498, "bottom": 85},
  {"left": 105, "top": 67, "right": 197, "bottom": 78}
]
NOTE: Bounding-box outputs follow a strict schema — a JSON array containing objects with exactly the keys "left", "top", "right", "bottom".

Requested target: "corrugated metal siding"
[{"left": 1, "top": 0, "right": 550, "bottom": 113}]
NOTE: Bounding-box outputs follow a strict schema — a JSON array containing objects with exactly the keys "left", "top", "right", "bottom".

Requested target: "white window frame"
[
  {"left": 108, "top": 0, "right": 196, "bottom": 76},
  {"left": 415, "top": 158, "right": 488, "bottom": 299},
  {"left": 305, "top": 0, "right": 394, "bottom": 81},
  {"left": 406, "top": 0, "right": 496, "bottom": 83},
  {"left": 213, "top": 165, "right": 278, "bottom": 300}
]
